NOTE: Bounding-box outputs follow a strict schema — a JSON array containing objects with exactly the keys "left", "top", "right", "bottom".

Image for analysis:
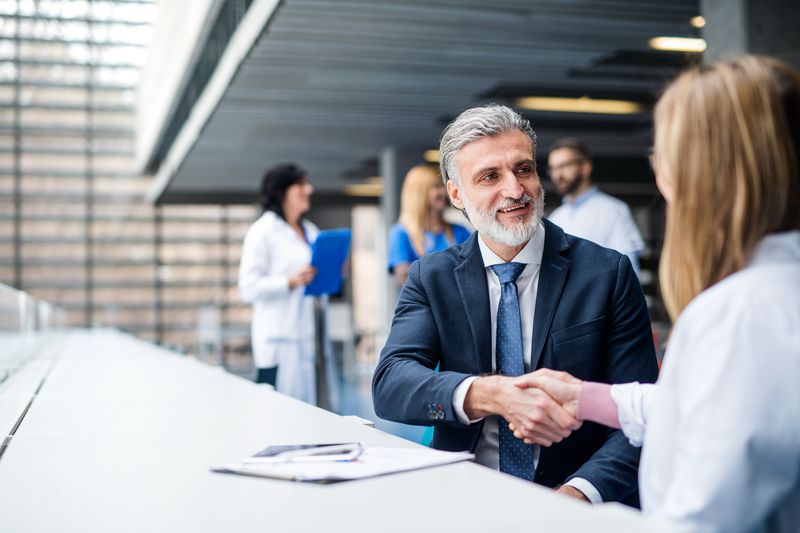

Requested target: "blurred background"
[{"left": 3, "top": 0, "right": 794, "bottom": 439}]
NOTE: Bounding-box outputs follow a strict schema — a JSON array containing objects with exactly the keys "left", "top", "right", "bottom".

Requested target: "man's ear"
[{"left": 446, "top": 180, "right": 465, "bottom": 210}]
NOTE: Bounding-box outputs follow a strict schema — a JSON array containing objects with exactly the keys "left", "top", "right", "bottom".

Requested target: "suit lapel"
[
  {"left": 530, "top": 220, "right": 570, "bottom": 371},
  {"left": 454, "top": 233, "right": 492, "bottom": 374}
]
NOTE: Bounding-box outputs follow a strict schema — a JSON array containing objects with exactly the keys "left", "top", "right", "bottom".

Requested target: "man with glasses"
[{"left": 546, "top": 138, "right": 644, "bottom": 274}]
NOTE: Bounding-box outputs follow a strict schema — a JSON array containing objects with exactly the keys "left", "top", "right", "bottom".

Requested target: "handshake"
[{"left": 464, "top": 368, "right": 585, "bottom": 447}]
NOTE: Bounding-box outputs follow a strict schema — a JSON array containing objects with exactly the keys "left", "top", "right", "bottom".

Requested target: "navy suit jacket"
[{"left": 372, "top": 219, "right": 658, "bottom": 503}]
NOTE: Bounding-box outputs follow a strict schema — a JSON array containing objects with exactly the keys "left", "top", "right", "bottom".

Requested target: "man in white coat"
[{"left": 546, "top": 138, "right": 644, "bottom": 274}]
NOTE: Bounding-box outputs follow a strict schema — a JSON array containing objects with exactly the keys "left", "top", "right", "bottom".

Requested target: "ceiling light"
[
  {"left": 515, "top": 96, "right": 644, "bottom": 115},
  {"left": 344, "top": 182, "right": 383, "bottom": 197},
  {"left": 690, "top": 16, "right": 705, "bottom": 29},
  {"left": 649, "top": 36, "right": 707, "bottom": 53},
  {"left": 423, "top": 150, "right": 440, "bottom": 163}
]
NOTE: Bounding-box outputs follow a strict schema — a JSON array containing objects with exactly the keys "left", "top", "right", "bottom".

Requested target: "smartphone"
[{"left": 243, "top": 443, "right": 363, "bottom": 463}]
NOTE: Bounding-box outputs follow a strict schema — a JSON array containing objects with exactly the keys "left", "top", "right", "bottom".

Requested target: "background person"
[
  {"left": 516, "top": 56, "right": 800, "bottom": 532},
  {"left": 238, "top": 163, "right": 320, "bottom": 404},
  {"left": 387, "top": 165, "right": 471, "bottom": 288},
  {"left": 546, "top": 138, "right": 645, "bottom": 274}
]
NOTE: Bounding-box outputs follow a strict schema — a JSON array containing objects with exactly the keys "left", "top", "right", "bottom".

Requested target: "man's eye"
[
  {"left": 481, "top": 173, "right": 497, "bottom": 181},
  {"left": 516, "top": 166, "right": 532, "bottom": 175}
]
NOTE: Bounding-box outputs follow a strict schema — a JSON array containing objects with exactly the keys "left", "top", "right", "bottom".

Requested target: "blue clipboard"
[{"left": 305, "top": 229, "right": 351, "bottom": 296}]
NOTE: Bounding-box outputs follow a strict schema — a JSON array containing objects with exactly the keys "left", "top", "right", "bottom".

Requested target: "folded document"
[{"left": 212, "top": 446, "right": 473, "bottom": 483}]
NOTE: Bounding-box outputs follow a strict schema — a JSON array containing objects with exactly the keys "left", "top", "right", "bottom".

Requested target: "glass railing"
[{"left": 0, "top": 283, "right": 67, "bottom": 385}]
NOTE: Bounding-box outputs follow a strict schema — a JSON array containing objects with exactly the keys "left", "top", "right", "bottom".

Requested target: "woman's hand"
[
  {"left": 513, "top": 369, "right": 582, "bottom": 418},
  {"left": 288, "top": 265, "right": 317, "bottom": 289},
  {"left": 508, "top": 369, "right": 583, "bottom": 443}
]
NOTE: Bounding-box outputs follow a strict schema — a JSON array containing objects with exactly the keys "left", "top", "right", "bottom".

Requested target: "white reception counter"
[{"left": 0, "top": 330, "right": 670, "bottom": 532}]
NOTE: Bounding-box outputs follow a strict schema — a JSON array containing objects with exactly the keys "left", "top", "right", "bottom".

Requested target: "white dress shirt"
[
  {"left": 610, "top": 231, "right": 800, "bottom": 532},
  {"left": 451, "top": 226, "right": 602, "bottom": 502},
  {"left": 548, "top": 187, "right": 644, "bottom": 274}
]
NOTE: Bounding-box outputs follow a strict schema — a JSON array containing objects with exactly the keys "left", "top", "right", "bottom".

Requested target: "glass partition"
[{"left": 0, "top": 282, "right": 65, "bottom": 385}]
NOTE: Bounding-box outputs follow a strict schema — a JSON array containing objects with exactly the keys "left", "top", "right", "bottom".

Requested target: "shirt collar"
[
  {"left": 477, "top": 223, "right": 545, "bottom": 268},
  {"left": 267, "top": 211, "right": 310, "bottom": 242},
  {"left": 562, "top": 185, "right": 598, "bottom": 208},
  {"left": 749, "top": 230, "right": 800, "bottom": 267}
]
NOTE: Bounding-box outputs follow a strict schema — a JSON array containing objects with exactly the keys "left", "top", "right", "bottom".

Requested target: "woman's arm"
[
  {"left": 387, "top": 224, "right": 416, "bottom": 289},
  {"left": 511, "top": 373, "right": 657, "bottom": 448},
  {"left": 392, "top": 263, "right": 410, "bottom": 288},
  {"left": 238, "top": 225, "right": 312, "bottom": 302}
]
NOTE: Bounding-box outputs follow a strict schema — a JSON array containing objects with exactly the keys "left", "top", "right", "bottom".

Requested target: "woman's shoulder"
[
  {"left": 687, "top": 260, "right": 799, "bottom": 315},
  {"left": 675, "top": 260, "right": 800, "bottom": 349},
  {"left": 389, "top": 222, "right": 410, "bottom": 235},
  {"left": 253, "top": 210, "right": 280, "bottom": 228},
  {"left": 388, "top": 223, "right": 412, "bottom": 243},
  {"left": 246, "top": 211, "right": 278, "bottom": 236}
]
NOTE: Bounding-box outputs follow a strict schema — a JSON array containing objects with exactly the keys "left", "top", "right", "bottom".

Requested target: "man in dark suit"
[{"left": 372, "top": 104, "right": 658, "bottom": 504}]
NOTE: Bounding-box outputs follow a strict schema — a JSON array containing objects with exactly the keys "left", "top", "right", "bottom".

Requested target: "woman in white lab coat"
[
  {"left": 238, "top": 163, "right": 320, "bottom": 404},
  {"left": 514, "top": 56, "right": 800, "bottom": 533}
]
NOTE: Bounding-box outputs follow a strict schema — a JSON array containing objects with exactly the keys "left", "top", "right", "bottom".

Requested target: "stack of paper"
[{"left": 212, "top": 447, "right": 473, "bottom": 483}]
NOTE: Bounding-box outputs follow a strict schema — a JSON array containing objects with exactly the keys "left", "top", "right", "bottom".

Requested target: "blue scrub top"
[{"left": 387, "top": 223, "right": 471, "bottom": 273}]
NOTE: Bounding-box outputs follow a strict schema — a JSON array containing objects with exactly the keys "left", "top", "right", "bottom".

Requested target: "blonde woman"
[
  {"left": 388, "top": 165, "right": 470, "bottom": 287},
  {"left": 514, "top": 56, "right": 800, "bottom": 532}
]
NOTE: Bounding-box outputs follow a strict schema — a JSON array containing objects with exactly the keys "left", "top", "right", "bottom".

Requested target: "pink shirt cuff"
[{"left": 577, "top": 382, "right": 621, "bottom": 429}]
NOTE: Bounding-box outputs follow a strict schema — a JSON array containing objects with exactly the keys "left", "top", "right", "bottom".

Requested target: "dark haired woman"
[{"left": 238, "top": 163, "right": 319, "bottom": 404}]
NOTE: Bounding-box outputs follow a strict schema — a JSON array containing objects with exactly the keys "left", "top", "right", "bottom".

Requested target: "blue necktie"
[{"left": 491, "top": 262, "right": 535, "bottom": 481}]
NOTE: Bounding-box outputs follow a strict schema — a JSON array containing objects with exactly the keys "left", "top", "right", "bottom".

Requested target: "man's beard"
[
  {"left": 461, "top": 189, "right": 545, "bottom": 247},
  {"left": 558, "top": 172, "right": 583, "bottom": 197}
]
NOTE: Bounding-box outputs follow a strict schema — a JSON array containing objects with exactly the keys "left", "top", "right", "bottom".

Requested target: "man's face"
[
  {"left": 428, "top": 181, "right": 449, "bottom": 212},
  {"left": 547, "top": 147, "right": 589, "bottom": 196},
  {"left": 446, "top": 130, "right": 544, "bottom": 248}
]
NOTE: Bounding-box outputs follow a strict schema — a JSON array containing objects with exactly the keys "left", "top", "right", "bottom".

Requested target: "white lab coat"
[
  {"left": 611, "top": 231, "right": 800, "bottom": 533},
  {"left": 238, "top": 210, "right": 321, "bottom": 404}
]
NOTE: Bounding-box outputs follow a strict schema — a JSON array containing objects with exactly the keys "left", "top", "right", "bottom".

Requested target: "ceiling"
[{"left": 159, "top": 0, "right": 701, "bottom": 202}]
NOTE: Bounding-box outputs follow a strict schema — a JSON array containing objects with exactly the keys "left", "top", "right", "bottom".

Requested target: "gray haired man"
[{"left": 373, "top": 104, "right": 658, "bottom": 504}]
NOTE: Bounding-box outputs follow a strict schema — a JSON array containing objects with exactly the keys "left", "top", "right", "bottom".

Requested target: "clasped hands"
[{"left": 464, "top": 368, "right": 584, "bottom": 447}]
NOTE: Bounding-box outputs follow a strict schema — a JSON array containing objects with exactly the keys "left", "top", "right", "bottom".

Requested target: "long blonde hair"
[
  {"left": 398, "top": 165, "right": 454, "bottom": 257},
  {"left": 655, "top": 55, "right": 800, "bottom": 320}
]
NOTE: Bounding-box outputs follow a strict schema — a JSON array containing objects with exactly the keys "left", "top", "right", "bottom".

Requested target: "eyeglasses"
[{"left": 546, "top": 158, "right": 584, "bottom": 176}]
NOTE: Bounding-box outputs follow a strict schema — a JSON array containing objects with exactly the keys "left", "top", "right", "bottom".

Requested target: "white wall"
[{"left": 135, "top": 0, "right": 223, "bottom": 173}]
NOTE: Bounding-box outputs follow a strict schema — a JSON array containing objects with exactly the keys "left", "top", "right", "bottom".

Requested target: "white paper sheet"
[{"left": 213, "top": 447, "right": 474, "bottom": 482}]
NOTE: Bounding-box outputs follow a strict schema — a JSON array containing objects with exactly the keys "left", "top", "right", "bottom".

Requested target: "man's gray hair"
[{"left": 439, "top": 104, "right": 536, "bottom": 185}]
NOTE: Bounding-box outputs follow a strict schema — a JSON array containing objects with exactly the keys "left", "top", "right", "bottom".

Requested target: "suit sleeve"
[
  {"left": 565, "top": 253, "right": 659, "bottom": 502},
  {"left": 372, "top": 260, "right": 474, "bottom": 427}
]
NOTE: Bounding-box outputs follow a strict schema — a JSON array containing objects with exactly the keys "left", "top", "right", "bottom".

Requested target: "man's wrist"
[
  {"left": 452, "top": 376, "right": 480, "bottom": 425},
  {"left": 556, "top": 484, "right": 589, "bottom": 502},
  {"left": 562, "top": 478, "right": 603, "bottom": 504},
  {"left": 463, "top": 375, "right": 502, "bottom": 419}
]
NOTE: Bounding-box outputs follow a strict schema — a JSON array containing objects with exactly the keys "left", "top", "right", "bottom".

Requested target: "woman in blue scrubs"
[{"left": 388, "top": 165, "right": 470, "bottom": 288}]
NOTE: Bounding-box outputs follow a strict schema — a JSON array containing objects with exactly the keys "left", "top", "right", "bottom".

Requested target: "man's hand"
[
  {"left": 464, "top": 375, "right": 580, "bottom": 447},
  {"left": 514, "top": 368, "right": 583, "bottom": 416},
  {"left": 556, "top": 484, "right": 589, "bottom": 503},
  {"left": 508, "top": 369, "right": 583, "bottom": 444}
]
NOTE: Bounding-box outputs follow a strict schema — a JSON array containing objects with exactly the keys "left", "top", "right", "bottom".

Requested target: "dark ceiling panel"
[{"left": 161, "top": 0, "right": 701, "bottom": 199}]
